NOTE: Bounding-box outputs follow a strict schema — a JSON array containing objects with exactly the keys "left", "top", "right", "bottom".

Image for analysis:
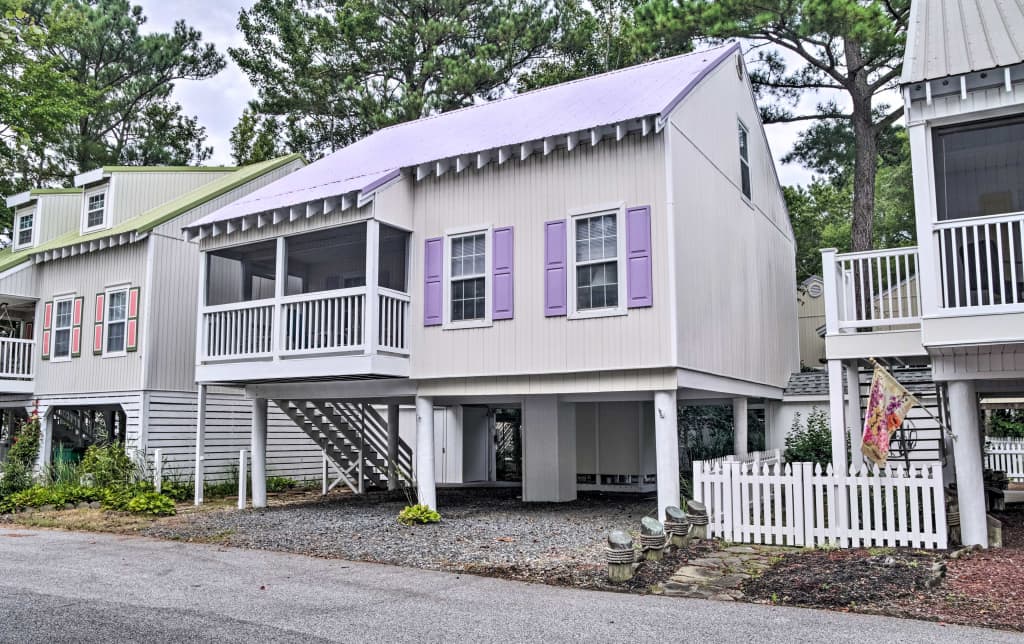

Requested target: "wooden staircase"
[{"left": 272, "top": 400, "right": 413, "bottom": 494}]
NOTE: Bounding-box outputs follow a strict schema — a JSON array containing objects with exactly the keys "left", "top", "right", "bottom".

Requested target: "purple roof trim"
[{"left": 188, "top": 43, "right": 738, "bottom": 231}]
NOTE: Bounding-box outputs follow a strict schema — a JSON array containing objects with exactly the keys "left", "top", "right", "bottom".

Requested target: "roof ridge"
[{"left": 372, "top": 42, "right": 737, "bottom": 135}]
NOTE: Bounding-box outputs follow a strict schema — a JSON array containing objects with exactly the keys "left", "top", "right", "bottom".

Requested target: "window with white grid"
[
  {"left": 573, "top": 213, "right": 619, "bottom": 311},
  {"left": 449, "top": 232, "right": 487, "bottom": 322}
]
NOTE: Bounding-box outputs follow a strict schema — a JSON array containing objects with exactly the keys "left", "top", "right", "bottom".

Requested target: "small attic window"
[
  {"left": 13, "top": 210, "right": 34, "bottom": 249},
  {"left": 83, "top": 188, "right": 108, "bottom": 232}
]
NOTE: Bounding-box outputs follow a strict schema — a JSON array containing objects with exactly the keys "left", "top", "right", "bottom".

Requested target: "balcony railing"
[
  {"left": 199, "top": 286, "right": 409, "bottom": 363},
  {"left": 0, "top": 337, "right": 34, "bottom": 380},
  {"left": 823, "top": 247, "right": 922, "bottom": 332},
  {"left": 935, "top": 211, "right": 1024, "bottom": 310}
]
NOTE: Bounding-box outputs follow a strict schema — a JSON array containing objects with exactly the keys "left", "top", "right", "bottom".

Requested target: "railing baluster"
[
  {"left": 996, "top": 222, "right": 1006, "bottom": 305},
  {"left": 1011, "top": 221, "right": 1020, "bottom": 304}
]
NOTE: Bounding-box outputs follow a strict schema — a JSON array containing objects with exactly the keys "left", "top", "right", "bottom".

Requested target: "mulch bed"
[{"left": 743, "top": 507, "right": 1024, "bottom": 632}]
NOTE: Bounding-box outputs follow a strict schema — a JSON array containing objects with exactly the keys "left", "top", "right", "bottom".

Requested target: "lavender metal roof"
[{"left": 190, "top": 42, "right": 739, "bottom": 231}]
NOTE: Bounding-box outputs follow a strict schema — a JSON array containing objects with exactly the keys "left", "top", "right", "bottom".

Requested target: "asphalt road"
[{"left": 0, "top": 528, "right": 1018, "bottom": 643}]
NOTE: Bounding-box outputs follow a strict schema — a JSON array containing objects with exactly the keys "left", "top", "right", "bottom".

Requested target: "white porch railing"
[
  {"left": 0, "top": 337, "right": 34, "bottom": 379},
  {"left": 985, "top": 437, "right": 1024, "bottom": 482},
  {"left": 823, "top": 247, "right": 921, "bottom": 331},
  {"left": 200, "top": 286, "right": 410, "bottom": 362},
  {"left": 693, "top": 459, "right": 947, "bottom": 549},
  {"left": 935, "top": 211, "right": 1024, "bottom": 310}
]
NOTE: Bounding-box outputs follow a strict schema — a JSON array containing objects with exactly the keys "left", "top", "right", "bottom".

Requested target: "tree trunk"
[{"left": 845, "top": 38, "right": 877, "bottom": 254}]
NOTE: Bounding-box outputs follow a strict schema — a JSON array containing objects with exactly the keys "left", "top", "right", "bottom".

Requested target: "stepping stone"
[
  {"left": 723, "top": 545, "right": 758, "bottom": 554},
  {"left": 707, "top": 573, "right": 750, "bottom": 590},
  {"left": 671, "top": 566, "right": 721, "bottom": 583},
  {"left": 711, "top": 593, "right": 736, "bottom": 601},
  {"left": 687, "top": 557, "right": 726, "bottom": 568}
]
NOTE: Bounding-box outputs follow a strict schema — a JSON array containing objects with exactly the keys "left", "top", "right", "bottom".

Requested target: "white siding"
[
  {"left": 409, "top": 134, "right": 673, "bottom": 380},
  {"left": 668, "top": 61, "right": 798, "bottom": 389},
  {"left": 0, "top": 263, "right": 36, "bottom": 299},
  {"left": 38, "top": 194, "right": 83, "bottom": 245},
  {"left": 145, "top": 389, "right": 323, "bottom": 483}
]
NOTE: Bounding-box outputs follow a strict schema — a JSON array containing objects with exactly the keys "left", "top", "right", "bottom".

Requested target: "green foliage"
[
  {"left": 398, "top": 504, "right": 441, "bottom": 526},
  {"left": 125, "top": 490, "right": 176, "bottom": 516},
  {"left": 160, "top": 478, "right": 194, "bottom": 502},
  {"left": 678, "top": 404, "right": 766, "bottom": 475},
  {"left": 0, "top": 483, "right": 102, "bottom": 513},
  {"left": 0, "top": 411, "right": 42, "bottom": 498},
  {"left": 42, "top": 455, "right": 83, "bottom": 487},
  {"left": 784, "top": 408, "right": 833, "bottom": 469},
  {"left": 988, "top": 410, "right": 1024, "bottom": 439},
  {"left": 266, "top": 476, "right": 298, "bottom": 493},
  {"left": 79, "top": 442, "right": 140, "bottom": 489},
  {"left": 228, "top": 0, "right": 557, "bottom": 161}
]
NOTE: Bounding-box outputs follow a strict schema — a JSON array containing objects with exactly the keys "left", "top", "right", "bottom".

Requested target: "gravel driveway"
[{"left": 144, "top": 488, "right": 658, "bottom": 584}]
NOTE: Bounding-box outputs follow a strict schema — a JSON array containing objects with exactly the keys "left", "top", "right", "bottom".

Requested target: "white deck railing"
[
  {"left": 823, "top": 247, "right": 921, "bottom": 331},
  {"left": 935, "top": 211, "right": 1024, "bottom": 310},
  {"left": 985, "top": 437, "right": 1024, "bottom": 482},
  {"left": 0, "top": 337, "right": 34, "bottom": 379},
  {"left": 200, "top": 286, "right": 410, "bottom": 362}
]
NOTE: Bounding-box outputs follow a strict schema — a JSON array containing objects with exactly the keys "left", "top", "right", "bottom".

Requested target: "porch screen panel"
[
  {"left": 933, "top": 115, "right": 1024, "bottom": 221},
  {"left": 285, "top": 223, "right": 367, "bottom": 294},
  {"left": 206, "top": 240, "right": 278, "bottom": 306}
]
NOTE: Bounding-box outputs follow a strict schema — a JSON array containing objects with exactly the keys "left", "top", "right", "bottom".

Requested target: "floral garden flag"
[{"left": 861, "top": 365, "right": 917, "bottom": 467}]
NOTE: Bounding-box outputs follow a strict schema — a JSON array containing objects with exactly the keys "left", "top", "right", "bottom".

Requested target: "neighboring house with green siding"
[{"left": 0, "top": 155, "right": 326, "bottom": 483}]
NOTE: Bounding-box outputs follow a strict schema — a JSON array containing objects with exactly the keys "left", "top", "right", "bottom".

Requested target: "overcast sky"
[{"left": 135, "top": 1, "right": 871, "bottom": 187}]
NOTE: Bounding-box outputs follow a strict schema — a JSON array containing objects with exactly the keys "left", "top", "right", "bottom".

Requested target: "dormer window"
[
  {"left": 13, "top": 210, "right": 34, "bottom": 249},
  {"left": 83, "top": 189, "right": 108, "bottom": 232}
]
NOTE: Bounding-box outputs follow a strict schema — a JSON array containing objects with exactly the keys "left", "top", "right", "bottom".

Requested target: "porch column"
[
  {"left": 654, "top": 390, "right": 680, "bottom": 522},
  {"left": 103, "top": 410, "right": 115, "bottom": 442},
  {"left": 194, "top": 384, "right": 206, "bottom": 506},
  {"left": 732, "top": 397, "right": 748, "bottom": 458},
  {"left": 251, "top": 397, "right": 268, "bottom": 509},
  {"left": 826, "top": 359, "right": 847, "bottom": 471},
  {"left": 364, "top": 219, "right": 380, "bottom": 355},
  {"left": 948, "top": 380, "right": 987, "bottom": 547},
  {"left": 415, "top": 396, "right": 437, "bottom": 510},
  {"left": 387, "top": 403, "right": 400, "bottom": 491},
  {"left": 35, "top": 407, "right": 51, "bottom": 472},
  {"left": 846, "top": 363, "right": 863, "bottom": 471}
]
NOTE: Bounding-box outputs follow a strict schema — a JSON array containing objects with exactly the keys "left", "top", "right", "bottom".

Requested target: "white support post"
[
  {"left": 654, "top": 390, "right": 680, "bottom": 522},
  {"left": 821, "top": 248, "right": 840, "bottom": 334},
  {"left": 195, "top": 250, "right": 208, "bottom": 364},
  {"left": 415, "top": 396, "right": 437, "bottom": 510},
  {"left": 251, "top": 397, "right": 267, "bottom": 509},
  {"left": 153, "top": 448, "right": 163, "bottom": 494},
  {"left": 321, "top": 450, "right": 328, "bottom": 495},
  {"left": 358, "top": 404, "right": 366, "bottom": 495},
  {"left": 826, "top": 359, "right": 848, "bottom": 472},
  {"left": 364, "top": 219, "right": 380, "bottom": 355},
  {"left": 238, "top": 449, "right": 248, "bottom": 510},
  {"left": 845, "top": 362, "right": 863, "bottom": 471},
  {"left": 35, "top": 407, "right": 51, "bottom": 473},
  {"left": 908, "top": 123, "right": 940, "bottom": 318},
  {"left": 194, "top": 384, "right": 206, "bottom": 506},
  {"left": 272, "top": 236, "right": 286, "bottom": 360},
  {"left": 732, "top": 397, "right": 748, "bottom": 459},
  {"left": 948, "top": 380, "right": 988, "bottom": 547},
  {"left": 387, "top": 403, "right": 400, "bottom": 491}
]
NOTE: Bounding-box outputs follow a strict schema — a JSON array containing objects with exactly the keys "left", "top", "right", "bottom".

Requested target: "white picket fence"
[
  {"left": 985, "top": 438, "right": 1024, "bottom": 482},
  {"left": 702, "top": 448, "right": 782, "bottom": 469},
  {"left": 693, "top": 460, "right": 948, "bottom": 549}
]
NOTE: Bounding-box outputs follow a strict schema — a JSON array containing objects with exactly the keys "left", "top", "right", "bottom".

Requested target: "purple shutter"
[
  {"left": 544, "top": 220, "right": 567, "bottom": 316},
  {"left": 424, "top": 237, "right": 443, "bottom": 326},
  {"left": 626, "top": 205, "right": 653, "bottom": 308},
  {"left": 492, "top": 226, "right": 514, "bottom": 320}
]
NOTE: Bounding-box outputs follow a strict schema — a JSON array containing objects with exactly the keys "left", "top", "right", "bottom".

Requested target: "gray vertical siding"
[
  {"left": 109, "top": 171, "right": 231, "bottom": 225},
  {"left": 33, "top": 243, "right": 148, "bottom": 395},
  {"left": 38, "top": 194, "right": 83, "bottom": 245},
  {"left": 408, "top": 134, "right": 673, "bottom": 379},
  {"left": 668, "top": 62, "right": 799, "bottom": 389}
]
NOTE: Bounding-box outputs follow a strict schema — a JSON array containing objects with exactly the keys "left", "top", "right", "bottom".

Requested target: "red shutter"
[
  {"left": 93, "top": 292, "right": 105, "bottom": 355},
  {"left": 41, "top": 301, "right": 52, "bottom": 360},
  {"left": 126, "top": 286, "right": 140, "bottom": 352},
  {"left": 70, "top": 296, "right": 84, "bottom": 357}
]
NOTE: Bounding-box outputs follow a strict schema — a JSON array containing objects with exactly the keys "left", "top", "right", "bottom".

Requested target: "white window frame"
[
  {"left": 103, "top": 285, "right": 129, "bottom": 357},
  {"left": 51, "top": 295, "right": 75, "bottom": 362},
  {"left": 568, "top": 203, "right": 627, "bottom": 320},
  {"left": 442, "top": 224, "right": 492, "bottom": 330},
  {"left": 13, "top": 209, "right": 35, "bottom": 250},
  {"left": 738, "top": 118, "right": 752, "bottom": 203},
  {"left": 82, "top": 186, "right": 110, "bottom": 233}
]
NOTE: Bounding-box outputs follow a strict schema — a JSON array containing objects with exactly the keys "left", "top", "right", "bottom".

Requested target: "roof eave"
[{"left": 5, "top": 191, "right": 34, "bottom": 209}]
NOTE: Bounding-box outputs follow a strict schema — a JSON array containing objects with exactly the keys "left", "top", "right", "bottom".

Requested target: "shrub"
[
  {"left": 784, "top": 408, "right": 833, "bottom": 469},
  {"left": 0, "top": 484, "right": 102, "bottom": 513},
  {"left": 126, "top": 491, "right": 176, "bottom": 516},
  {"left": 266, "top": 476, "right": 297, "bottom": 493},
  {"left": 398, "top": 504, "right": 440, "bottom": 526},
  {"left": 80, "top": 442, "right": 141, "bottom": 488},
  {"left": 0, "top": 412, "right": 43, "bottom": 498},
  {"left": 160, "top": 479, "right": 194, "bottom": 502}
]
